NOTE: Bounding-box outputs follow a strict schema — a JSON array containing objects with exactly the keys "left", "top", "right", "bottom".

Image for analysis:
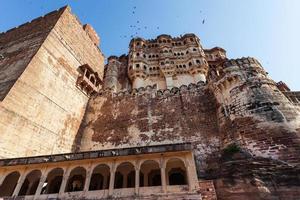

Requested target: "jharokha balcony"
[
  {"left": 76, "top": 64, "right": 102, "bottom": 96},
  {"left": 0, "top": 143, "right": 201, "bottom": 199}
]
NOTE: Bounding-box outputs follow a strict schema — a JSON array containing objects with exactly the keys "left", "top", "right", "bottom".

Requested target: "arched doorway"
[
  {"left": 114, "top": 162, "right": 135, "bottom": 189},
  {"left": 65, "top": 167, "right": 86, "bottom": 192},
  {"left": 140, "top": 160, "right": 161, "bottom": 187},
  {"left": 166, "top": 158, "right": 187, "bottom": 185},
  {"left": 89, "top": 164, "right": 110, "bottom": 191},
  {"left": 0, "top": 171, "right": 20, "bottom": 196},
  {"left": 18, "top": 170, "right": 42, "bottom": 196},
  {"left": 42, "top": 168, "right": 64, "bottom": 194}
]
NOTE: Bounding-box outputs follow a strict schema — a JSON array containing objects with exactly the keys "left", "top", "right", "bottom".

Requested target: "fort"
[{"left": 0, "top": 6, "right": 299, "bottom": 200}]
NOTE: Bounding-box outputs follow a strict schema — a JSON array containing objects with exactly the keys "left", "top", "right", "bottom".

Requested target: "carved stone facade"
[{"left": 0, "top": 6, "right": 300, "bottom": 200}]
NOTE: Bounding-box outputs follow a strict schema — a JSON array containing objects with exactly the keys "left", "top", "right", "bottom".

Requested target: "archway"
[
  {"left": 0, "top": 171, "right": 20, "bottom": 196},
  {"left": 114, "top": 162, "right": 135, "bottom": 189},
  {"left": 89, "top": 164, "right": 110, "bottom": 191},
  {"left": 42, "top": 168, "right": 63, "bottom": 194},
  {"left": 18, "top": 170, "right": 42, "bottom": 196},
  {"left": 166, "top": 158, "right": 187, "bottom": 185},
  {"left": 140, "top": 160, "right": 161, "bottom": 187},
  {"left": 65, "top": 167, "right": 86, "bottom": 192}
]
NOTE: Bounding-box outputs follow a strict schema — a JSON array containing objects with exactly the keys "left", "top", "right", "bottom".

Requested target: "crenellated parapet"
[{"left": 100, "top": 81, "right": 206, "bottom": 99}]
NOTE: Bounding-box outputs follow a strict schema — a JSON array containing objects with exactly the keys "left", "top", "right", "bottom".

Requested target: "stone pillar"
[
  {"left": 58, "top": 166, "right": 71, "bottom": 195},
  {"left": 84, "top": 164, "right": 93, "bottom": 192},
  {"left": 34, "top": 167, "right": 48, "bottom": 198},
  {"left": 0, "top": 169, "right": 7, "bottom": 185},
  {"left": 135, "top": 166, "right": 140, "bottom": 195},
  {"left": 108, "top": 163, "right": 116, "bottom": 196},
  {"left": 160, "top": 158, "right": 167, "bottom": 193},
  {"left": 186, "top": 165, "right": 193, "bottom": 192},
  {"left": 12, "top": 168, "right": 27, "bottom": 196}
]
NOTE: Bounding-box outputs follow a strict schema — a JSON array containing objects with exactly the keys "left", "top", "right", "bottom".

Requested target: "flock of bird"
[{"left": 120, "top": 6, "right": 206, "bottom": 40}]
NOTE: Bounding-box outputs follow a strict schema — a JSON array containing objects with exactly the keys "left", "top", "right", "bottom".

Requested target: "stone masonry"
[{"left": 0, "top": 5, "right": 300, "bottom": 200}]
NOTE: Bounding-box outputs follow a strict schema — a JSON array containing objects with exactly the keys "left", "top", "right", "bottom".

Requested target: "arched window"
[
  {"left": 196, "top": 60, "right": 200, "bottom": 64},
  {"left": 166, "top": 158, "right": 187, "bottom": 186},
  {"left": 137, "top": 42, "right": 140, "bottom": 46},
  {"left": 0, "top": 171, "right": 20, "bottom": 197},
  {"left": 89, "top": 164, "right": 110, "bottom": 191},
  {"left": 19, "top": 170, "right": 42, "bottom": 196},
  {"left": 144, "top": 65, "right": 147, "bottom": 70},
  {"left": 65, "top": 167, "right": 86, "bottom": 192},
  {"left": 189, "top": 62, "right": 192, "bottom": 66},
  {"left": 193, "top": 48, "right": 197, "bottom": 51},
  {"left": 140, "top": 160, "right": 161, "bottom": 187},
  {"left": 136, "top": 64, "right": 140, "bottom": 68},
  {"left": 190, "top": 38, "right": 194, "bottom": 42},
  {"left": 161, "top": 62, "right": 164, "bottom": 65},
  {"left": 136, "top": 52, "right": 140, "bottom": 57},
  {"left": 114, "top": 162, "right": 135, "bottom": 189},
  {"left": 42, "top": 168, "right": 63, "bottom": 194}
]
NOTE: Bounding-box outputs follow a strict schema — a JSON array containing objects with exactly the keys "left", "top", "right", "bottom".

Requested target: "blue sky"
[{"left": 0, "top": 0, "right": 299, "bottom": 90}]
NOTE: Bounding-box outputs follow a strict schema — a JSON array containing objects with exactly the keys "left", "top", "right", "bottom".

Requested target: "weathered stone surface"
[
  {"left": 0, "top": 5, "right": 300, "bottom": 200},
  {"left": 0, "top": 6, "right": 104, "bottom": 158}
]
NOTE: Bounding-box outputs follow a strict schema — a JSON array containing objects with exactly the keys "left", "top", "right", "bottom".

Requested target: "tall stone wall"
[
  {"left": 0, "top": 7, "right": 65, "bottom": 101},
  {"left": 212, "top": 57, "right": 300, "bottom": 164},
  {"left": 0, "top": 7, "right": 104, "bottom": 158},
  {"left": 77, "top": 83, "right": 220, "bottom": 176}
]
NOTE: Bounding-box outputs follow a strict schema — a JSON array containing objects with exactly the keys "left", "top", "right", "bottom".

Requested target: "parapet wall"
[{"left": 77, "top": 82, "right": 220, "bottom": 177}]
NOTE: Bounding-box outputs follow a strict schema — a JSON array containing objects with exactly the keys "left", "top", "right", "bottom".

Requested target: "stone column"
[
  {"left": 34, "top": 167, "right": 48, "bottom": 198},
  {"left": 84, "top": 164, "right": 93, "bottom": 192},
  {"left": 135, "top": 166, "right": 140, "bottom": 195},
  {"left": 108, "top": 163, "right": 116, "bottom": 196},
  {"left": 12, "top": 168, "right": 27, "bottom": 196},
  {"left": 0, "top": 169, "right": 7, "bottom": 185},
  {"left": 160, "top": 158, "right": 167, "bottom": 193},
  {"left": 58, "top": 166, "right": 71, "bottom": 195},
  {"left": 186, "top": 165, "right": 193, "bottom": 192}
]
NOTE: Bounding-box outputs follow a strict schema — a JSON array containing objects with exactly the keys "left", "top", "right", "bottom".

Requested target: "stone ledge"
[{"left": 0, "top": 143, "right": 192, "bottom": 167}]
